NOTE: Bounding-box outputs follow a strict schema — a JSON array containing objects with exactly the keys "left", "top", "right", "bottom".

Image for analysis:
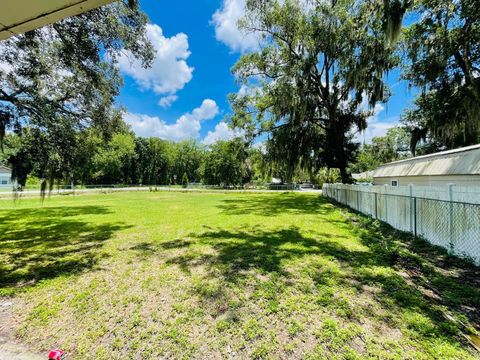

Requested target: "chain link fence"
[{"left": 323, "top": 183, "right": 480, "bottom": 265}]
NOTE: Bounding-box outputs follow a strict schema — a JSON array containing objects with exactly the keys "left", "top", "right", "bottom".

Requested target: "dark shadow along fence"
[{"left": 323, "top": 183, "right": 480, "bottom": 265}]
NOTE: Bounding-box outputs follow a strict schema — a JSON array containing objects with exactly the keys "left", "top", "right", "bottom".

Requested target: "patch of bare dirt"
[{"left": 0, "top": 299, "right": 43, "bottom": 360}]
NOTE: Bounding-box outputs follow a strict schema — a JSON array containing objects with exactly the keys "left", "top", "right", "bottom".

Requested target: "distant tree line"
[
  {"left": 350, "top": 127, "right": 411, "bottom": 174},
  {"left": 0, "top": 125, "right": 345, "bottom": 188},
  {"left": 0, "top": 128, "right": 260, "bottom": 187}
]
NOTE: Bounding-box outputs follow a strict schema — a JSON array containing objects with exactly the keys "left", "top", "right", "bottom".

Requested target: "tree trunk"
[
  {"left": 325, "top": 120, "right": 353, "bottom": 184},
  {"left": 339, "top": 166, "right": 351, "bottom": 184}
]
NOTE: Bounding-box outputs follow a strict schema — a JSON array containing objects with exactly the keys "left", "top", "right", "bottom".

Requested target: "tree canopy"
[
  {"left": 229, "top": 0, "right": 402, "bottom": 183},
  {"left": 203, "top": 138, "right": 249, "bottom": 186},
  {"left": 0, "top": 0, "right": 153, "bottom": 188},
  {"left": 402, "top": 0, "right": 480, "bottom": 149},
  {"left": 351, "top": 127, "right": 410, "bottom": 173}
]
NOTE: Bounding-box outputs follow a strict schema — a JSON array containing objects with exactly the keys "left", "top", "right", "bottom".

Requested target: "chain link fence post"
[
  {"left": 413, "top": 197, "right": 417, "bottom": 240},
  {"left": 409, "top": 184, "right": 414, "bottom": 233},
  {"left": 356, "top": 188, "right": 360, "bottom": 211},
  {"left": 448, "top": 183, "right": 455, "bottom": 254},
  {"left": 384, "top": 184, "right": 388, "bottom": 223}
]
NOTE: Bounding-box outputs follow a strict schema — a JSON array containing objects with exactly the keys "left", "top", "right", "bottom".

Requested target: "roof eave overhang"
[{"left": 0, "top": 0, "right": 114, "bottom": 40}]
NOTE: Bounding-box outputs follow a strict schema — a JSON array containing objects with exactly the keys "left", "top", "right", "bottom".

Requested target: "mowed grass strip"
[{"left": 0, "top": 191, "right": 478, "bottom": 359}]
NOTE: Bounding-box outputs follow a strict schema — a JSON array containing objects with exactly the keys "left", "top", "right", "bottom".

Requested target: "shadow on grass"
[
  {"left": 0, "top": 205, "right": 130, "bottom": 291},
  {"left": 217, "top": 193, "right": 335, "bottom": 216},
  {"left": 133, "top": 194, "right": 480, "bottom": 347},
  {"left": 165, "top": 226, "right": 352, "bottom": 279},
  {"left": 353, "top": 212, "right": 480, "bottom": 325}
]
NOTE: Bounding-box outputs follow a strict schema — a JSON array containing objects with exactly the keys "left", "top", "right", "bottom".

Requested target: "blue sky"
[{"left": 116, "top": 0, "right": 417, "bottom": 144}]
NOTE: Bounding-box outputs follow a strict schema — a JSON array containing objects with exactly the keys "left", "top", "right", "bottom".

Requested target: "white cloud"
[
  {"left": 237, "top": 84, "right": 250, "bottom": 97},
  {"left": 349, "top": 93, "right": 400, "bottom": 143},
  {"left": 357, "top": 103, "right": 399, "bottom": 143},
  {"left": 190, "top": 99, "right": 220, "bottom": 120},
  {"left": 360, "top": 121, "right": 396, "bottom": 144},
  {"left": 252, "top": 140, "right": 266, "bottom": 153},
  {"left": 368, "top": 103, "right": 385, "bottom": 121},
  {"left": 202, "top": 122, "right": 244, "bottom": 145},
  {"left": 158, "top": 94, "right": 178, "bottom": 108},
  {"left": 237, "top": 84, "right": 263, "bottom": 97},
  {"left": 118, "top": 23, "right": 193, "bottom": 96},
  {"left": 125, "top": 99, "right": 219, "bottom": 142},
  {"left": 211, "top": 0, "right": 261, "bottom": 53}
]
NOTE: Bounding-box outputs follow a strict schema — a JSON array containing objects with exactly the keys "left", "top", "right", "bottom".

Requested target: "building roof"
[
  {"left": 0, "top": 0, "right": 113, "bottom": 40},
  {"left": 373, "top": 144, "right": 480, "bottom": 178},
  {"left": 352, "top": 170, "right": 374, "bottom": 180},
  {"left": 0, "top": 165, "right": 11, "bottom": 172}
]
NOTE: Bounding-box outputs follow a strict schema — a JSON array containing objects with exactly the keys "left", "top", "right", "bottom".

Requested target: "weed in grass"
[
  {"left": 216, "top": 319, "right": 231, "bottom": 332},
  {"left": 403, "top": 312, "right": 437, "bottom": 337},
  {"left": 243, "top": 318, "right": 265, "bottom": 340},
  {"left": 252, "top": 340, "right": 276, "bottom": 359},
  {"left": 27, "top": 302, "right": 61, "bottom": 324},
  {"left": 316, "top": 285, "right": 335, "bottom": 306},
  {"left": 287, "top": 320, "right": 305, "bottom": 336}
]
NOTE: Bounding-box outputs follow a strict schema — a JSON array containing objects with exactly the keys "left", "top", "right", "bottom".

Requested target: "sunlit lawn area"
[{"left": 0, "top": 191, "right": 478, "bottom": 359}]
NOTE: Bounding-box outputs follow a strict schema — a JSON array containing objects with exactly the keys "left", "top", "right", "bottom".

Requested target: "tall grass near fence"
[{"left": 323, "top": 183, "right": 480, "bottom": 265}]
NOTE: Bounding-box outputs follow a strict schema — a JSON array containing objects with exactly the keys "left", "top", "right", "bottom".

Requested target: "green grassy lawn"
[{"left": 0, "top": 191, "right": 478, "bottom": 359}]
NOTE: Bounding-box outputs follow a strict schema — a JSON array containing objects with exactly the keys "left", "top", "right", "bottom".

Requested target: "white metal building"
[
  {"left": 373, "top": 144, "right": 480, "bottom": 187},
  {"left": 352, "top": 170, "right": 374, "bottom": 181},
  {"left": 0, "top": 166, "right": 12, "bottom": 187}
]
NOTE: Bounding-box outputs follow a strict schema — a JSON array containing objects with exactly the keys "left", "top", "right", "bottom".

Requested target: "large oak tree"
[{"left": 229, "top": 0, "right": 404, "bottom": 182}]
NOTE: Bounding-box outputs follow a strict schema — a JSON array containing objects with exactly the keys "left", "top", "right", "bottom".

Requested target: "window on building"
[
  {"left": 0, "top": 176, "right": 9, "bottom": 185},
  {"left": 391, "top": 180, "right": 398, "bottom": 187}
]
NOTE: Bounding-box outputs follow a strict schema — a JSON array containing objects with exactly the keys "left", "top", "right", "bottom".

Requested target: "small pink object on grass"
[{"left": 48, "top": 349, "right": 65, "bottom": 360}]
